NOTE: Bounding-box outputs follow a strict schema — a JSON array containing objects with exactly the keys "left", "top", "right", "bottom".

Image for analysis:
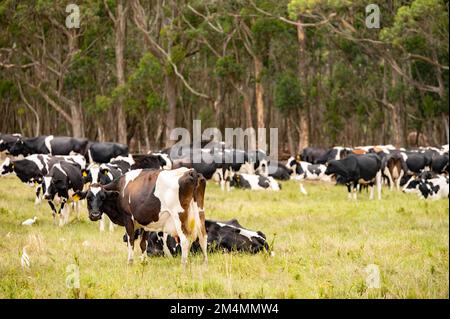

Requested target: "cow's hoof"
[{"left": 127, "top": 259, "right": 134, "bottom": 265}]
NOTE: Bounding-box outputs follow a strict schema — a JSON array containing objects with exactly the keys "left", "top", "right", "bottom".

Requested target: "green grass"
[{"left": 0, "top": 175, "right": 448, "bottom": 298}]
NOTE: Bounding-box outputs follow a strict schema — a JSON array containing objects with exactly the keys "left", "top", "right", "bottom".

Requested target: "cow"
[
  {"left": 82, "top": 163, "right": 123, "bottom": 232},
  {"left": 325, "top": 154, "right": 382, "bottom": 200},
  {"left": 229, "top": 172, "right": 280, "bottom": 191},
  {"left": 300, "top": 147, "right": 328, "bottom": 164},
  {"left": 0, "top": 133, "right": 22, "bottom": 153},
  {"left": 402, "top": 151, "right": 432, "bottom": 173},
  {"left": 9, "top": 135, "right": 89, "bottom": 156},
  {"left": 42, "top": 161, "right": 84, "bottom": 226},
  {"left": 286, "top": 157, "right": 329, "bottom": 194},
  {"left": 265, "top": 161, "right": 292, "bottom": 181},
  {"left": 108, "top": 154, "right": 167, "bottom": 173},
  {"left": 286, "top": 156, "right": 330, "bottom": 182},
  {"left": 148, "top": 152, "right": 172, "bottom": 170},
  {"left": 145, "top": 219, "right": 269, "bottom": 256},
  {"left": 0, "top": 154, "right": 84, "bottom": 204},
  {"left": 382, "top": 152, "right": 409, "bottom": 191},
  {"left": 417, "top": 175, "right": 449, "bottom": 200},
  {"left": 75, "top": 168, "right": 208, "bottom": 265},
  {"left": 87, "top": 142, "right": 129, "bottom": 164},
  {"left": 403, "top": 173, "right": 449, "bottom": 199},
  {"left": 83, "top": 163, "right": 122, "bottom": 185},
  {"left": 431, "top": 154, "right": 449, "bottom": 175}
]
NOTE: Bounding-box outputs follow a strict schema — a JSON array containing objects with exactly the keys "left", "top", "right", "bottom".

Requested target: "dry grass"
[{"left": 0, "top": 175, "right": 448, "bottom": 298}]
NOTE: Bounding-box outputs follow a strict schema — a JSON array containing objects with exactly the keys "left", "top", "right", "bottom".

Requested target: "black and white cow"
[
  {"left": 83, "top": 163, "right": 122, "bottom": 185},
  {"left": 0, "top": 154, "right": 85, "bottom": 204},
  {"left": 87, "top": 142, "right": 129, "bottom": 164},
  {"left": 108, "top": 154, "right": 167, "bottom": 173},
  {"left": 9, "top": 135, "right": 89, "bottom": 156},
  {"left": 286, "top": 156, "right": 330, "bottom": 182},
  {"left": 82, "top": 163, "right": 123, "bottom": 232},
  {"left": 300, "top": 147, "right": 328, "bottom": 164},
  {"left": 417, "top": 175, "right": 449, "bottom": 200},
  {"left": 42, "top": 161, "right": 84, "bottom": 226},
  {"left": 75, "top": 168, "right": 208, "bottom": 264},
  {"left": 229, "top": 172, "right": 280, "bottom": 191},
  {"left": 325, "top": 154, "right": 382, "bottom": 200},
  {"left": 0, "top": 133, "right": 22, "bottom": 153},
  {"left": 431, "top": 153, "right": 449, "bottom": 175},
  {"left": 144, "top": 219, "right": 269, "bottom": 256},
  {"left": 403, "top": 173, "right": 448, "bottom": 200}
]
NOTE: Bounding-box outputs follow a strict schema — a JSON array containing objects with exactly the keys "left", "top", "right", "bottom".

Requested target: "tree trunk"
[
  {"left": 391, "top": 68, "right": 404, "bottom": 148},
  {"left": 443, "top": 114, "right": 449, "bottom": 145},
  {"left": 70, "top": 104, "right": 84, "bottom": 138},
  {"left": 115, "top": 0, "right": 128, "bottom": 145},
  {"left": 297, "top": 109, "right": 309, "bottom": 152},
  {"left": 165, "top": 73, "right": 177, "bottom": 148},
  {"left": 254, "top": 56, "right": 265, "bottom": 129},
  {"left": 296, "top": 18, "right": 310, "bottom": 152},
  {"left": 286, "top": 118, "right": 295, "bottom": 155},
  {"left": 242, "top": 87, "right": 256, "bottom": 150}
]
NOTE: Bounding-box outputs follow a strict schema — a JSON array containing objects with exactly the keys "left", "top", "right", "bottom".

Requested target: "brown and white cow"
[{"left": 76, "top": 167, "right": 207, "bottom": 265}]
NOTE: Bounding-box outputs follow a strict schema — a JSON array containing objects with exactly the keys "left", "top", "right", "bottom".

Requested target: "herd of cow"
[{"left": 1, "top": 133, "right": 449, "bottom": 264}]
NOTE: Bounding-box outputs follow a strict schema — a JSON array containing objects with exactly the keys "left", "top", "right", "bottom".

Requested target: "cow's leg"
[
  {"left": 48, "top": 201, "right": 57, "bottom": 225},
  {"left": 369, "top": 183, "right": 374, "bottom": 200},
  {"left": 396, "top": 170, "right": 404, "bottom": 191},
  {"left": 162, "top": 233, "right": 173, "bottom": 258},
  {"left": 99, "top": 215, "right": 106, "bottom": 232},
  {"left": 34, "top": 185, "right": 42, "bottom": 205},
  {"left": 124, "top": 219, "right": 135, "bottom": 264},
  {"left": 376, "top": 171, "right": 382, "bottom": 200},
  {"left": 171, "top": 214, "right": 190, "bottom": 265},
  {"left": 218, "top": 170, "right": 225, "bottom": 191},
  {"left": 199, "top": 210, "right": 208, "bottom": 265},
  {"left": 353, "top": 183, "right": 358, "bottom": 200},
  {"left": 139, "top": 230, "right": 149, "bottom": 260},
  {"left": 59, "top": 201, "right": 68, "bottom": 227},
  {"left": 347, "top": 184, "right": 352, "bottom": 200},
  {"left": 384, "top": 168, "right": 394, "bottom": 191}
]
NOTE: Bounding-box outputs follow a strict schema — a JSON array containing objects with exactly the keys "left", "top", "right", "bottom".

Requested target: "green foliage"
[
  {"left": 92, "top": 95, "right": 112, "bottom": 114},
  {"left": 0, "top": 80, "right": 17, "bottom": 98},
  {"left": 214, "top": 56, "right": 243, "bottom": 81},
  {"left": 274, "top": 72, "right": 302, "bottom": 113}
]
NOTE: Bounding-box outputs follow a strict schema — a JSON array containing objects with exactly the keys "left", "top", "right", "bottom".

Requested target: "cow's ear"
[
  {"left": 100, "top": 169, "right": 109, "bottom": 175},
  {"left": 73, "top": 191, "right": 87, "bottom": 201},
  {"left": 105, "top": 190, "right": 119, "bottom": 198}
]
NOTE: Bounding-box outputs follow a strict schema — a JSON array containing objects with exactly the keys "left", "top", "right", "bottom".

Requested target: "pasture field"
[{"left": 0, "top": 175, "right": 448, "bottom": 299}]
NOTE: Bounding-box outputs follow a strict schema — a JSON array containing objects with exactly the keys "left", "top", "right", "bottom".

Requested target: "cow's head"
[
  {"left": 9, "top": 139, "right": 30, "bottom": 156},
  {"left": 75, "top": 185, "right": 119, "bottom": 221},
  {"left": 0, "top": 157, "right": 14, "bottom": 176},
  {"left": 229, "top": 173, "right": 241, "bottom": 188},
  {"left": 324, "top": 160, "right": 338, "bottom": 176},
  {"left": 83, "top": 164, "right": 113, "bottom": 185},
  {"left": 42, "top": 165, "right": 70, "bottom": 200},
  {"left": 402, "top": 178, "right": 421, "bottom": 193},
  {"left": 255, "top": 159, "right": 268, "bottom": 176}
]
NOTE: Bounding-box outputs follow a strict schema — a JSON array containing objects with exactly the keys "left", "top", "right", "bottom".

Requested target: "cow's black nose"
[{"left": 89, "top": 212, "right": 102, "bottom": 221}]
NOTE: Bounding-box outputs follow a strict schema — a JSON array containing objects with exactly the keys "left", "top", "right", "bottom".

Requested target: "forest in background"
[{"left": 0, "top": 0, "right": 448, "bottom": 154}]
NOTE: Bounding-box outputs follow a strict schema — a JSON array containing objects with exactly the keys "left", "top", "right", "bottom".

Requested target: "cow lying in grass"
[
  {"left": 137, "top": 219, "right": 269, "bottom": 257},
  {"left": 402, "top": 172, "right": 449, "bottom": 200}
]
